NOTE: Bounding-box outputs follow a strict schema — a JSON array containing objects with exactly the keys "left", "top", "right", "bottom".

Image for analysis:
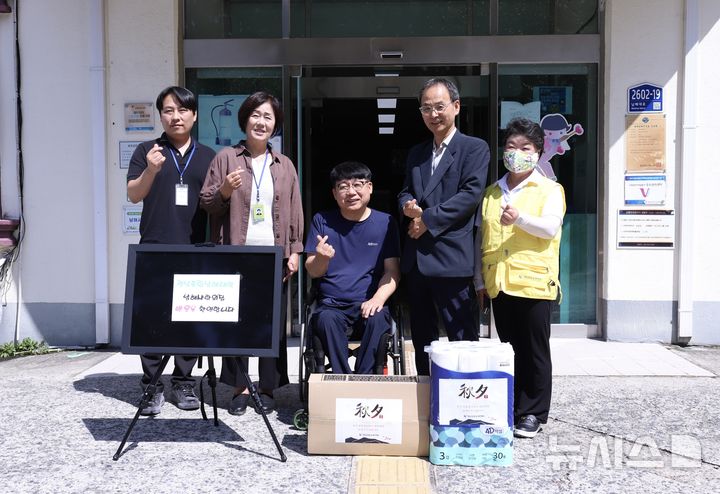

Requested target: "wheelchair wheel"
[{"left": 293, "top": 408, "right": 309, "bottom": 431}]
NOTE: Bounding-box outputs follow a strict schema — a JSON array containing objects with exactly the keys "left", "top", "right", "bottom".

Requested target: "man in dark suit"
[{"left": 398, "top": 78, "right": 489, "bottom": 375}]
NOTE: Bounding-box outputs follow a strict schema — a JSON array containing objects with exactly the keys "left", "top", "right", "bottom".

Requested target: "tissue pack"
[{"left": 427, "top": 340, "right": 514, "bottom": 466}]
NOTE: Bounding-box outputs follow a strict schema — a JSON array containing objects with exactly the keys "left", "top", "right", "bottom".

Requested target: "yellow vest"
[{"left": 480, "top": 176, "right": 565, "bottom": 301}]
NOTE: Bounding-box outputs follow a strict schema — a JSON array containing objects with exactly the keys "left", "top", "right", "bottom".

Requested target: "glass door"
[
  {"left": 294, "top": 66, "right": 490, "bottom": 221},
  {"left": 498, "top": 63, "right": 598, "bottom": 327}
]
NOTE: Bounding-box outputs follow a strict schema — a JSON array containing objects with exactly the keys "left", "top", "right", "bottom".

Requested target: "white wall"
[
  {"left": 604, "top": 0, "right": 720, "bottom": 342},
  {"left": 604, "top": 0, "right": 682, "bottom": 304},
  {"left": 0, "top": 5, "right": 20, "bottom": 221},
  {"left": 0, "top": 0, "right": 179, "bottom": 345},
  {"left": 693, "top": 2, "right": 720, "bottom": 303},
  {"left": 18, "top": 0, "right": 96, "bottom": 304},
  {"left": 106, "top": 0, "right": 180, "bottom": 308}
]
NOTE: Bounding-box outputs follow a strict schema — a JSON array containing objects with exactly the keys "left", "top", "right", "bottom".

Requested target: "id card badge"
[
  {"left": 252, "top": 203, "right": 265, "bottom": 223},
  {"left": 175, "top": 184, "right": 189, "bottom": 206}
]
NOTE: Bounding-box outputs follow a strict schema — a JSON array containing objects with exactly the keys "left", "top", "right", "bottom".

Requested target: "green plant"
[{"left": 0, "top": 337, "right": 50, "bottom": 358}]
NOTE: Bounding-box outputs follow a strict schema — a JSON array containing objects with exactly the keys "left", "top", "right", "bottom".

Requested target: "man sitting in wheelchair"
[{"left": 305, "top": 161, "right": 401, "bottom": 374}]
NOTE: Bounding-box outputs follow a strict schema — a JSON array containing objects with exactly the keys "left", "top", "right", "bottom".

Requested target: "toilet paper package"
[{"left": 426, "top": 341, "right": 514, "bottom": 466}]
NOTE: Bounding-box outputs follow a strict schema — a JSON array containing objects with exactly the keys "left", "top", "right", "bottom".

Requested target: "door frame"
[{"left": 183, "top": 35, "right": 601, "bottom": 337}]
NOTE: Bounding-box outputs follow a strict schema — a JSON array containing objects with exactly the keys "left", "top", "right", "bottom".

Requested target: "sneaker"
[
  {"left": 169, "top": 383, "right": 200, "bottom": 411},
  {"left": 228, "top": 393, "right": 250, "bottom": 416},
  {"left": 140, "top": 390, "right": 165, "bottom": 416},
  {"left": 514, "top": 415, "right": 542, "bottom": 438}
]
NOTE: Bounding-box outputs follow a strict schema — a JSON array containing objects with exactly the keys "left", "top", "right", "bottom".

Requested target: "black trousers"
[
  {"left": 406, "top": 267, "right": 478, "bottom": 376},
  {"left": 492, "top": 291, "right": 553, "bottom": 423},
  {"left": 312, "top": 302, "right": 392, "bottom": 374},
  {"left": 140, "top": 354, "right": 197, "bottom": 390},
  {"left": 220, "top": 278, "right": 289, "bottom": 393}
]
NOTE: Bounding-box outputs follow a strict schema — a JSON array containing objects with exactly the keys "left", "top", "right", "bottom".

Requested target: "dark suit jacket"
[{"left": 398, "top": 131, "right": 489, "bottom": 277}]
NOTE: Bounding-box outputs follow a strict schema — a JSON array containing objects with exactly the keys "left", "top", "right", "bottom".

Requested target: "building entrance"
[
  {"left": 296, "top": 66, "right": 490, "bottom": 220},
  {"left": 186, "top": 61, "right": 597, "bottom": 334}
]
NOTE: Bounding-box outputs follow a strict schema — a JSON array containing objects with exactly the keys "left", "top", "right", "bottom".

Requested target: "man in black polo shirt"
[{"left": 127, "top": 86, "right": 216, "bottom": 415}]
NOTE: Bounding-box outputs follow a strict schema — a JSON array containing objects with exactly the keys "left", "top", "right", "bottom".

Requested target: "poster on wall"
[
  {"left": 617, "top": 209, "right": 674, "bottom": 249},
  {"left": 119, "top": 141, "right": 141, "bottom": 169},
  {"left": 124, "top": 103, "right": 154, "bottom": 132},
  {"left": 625, "top": 114, "right": 665, "bottom": 173},
  {"left": 123, "top": 205, "right": 143, "bottom": 234},
  {"left": 624, "top": 175, "right": 666, "bottom": 205}
]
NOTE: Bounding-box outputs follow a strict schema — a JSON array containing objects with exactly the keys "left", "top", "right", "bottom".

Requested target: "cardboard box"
[{"left": 307, "top": 374, "right": 430, "bottom": 456}]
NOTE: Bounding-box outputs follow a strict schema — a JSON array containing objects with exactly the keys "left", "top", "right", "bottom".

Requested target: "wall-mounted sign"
[
  {"left": 627, "top": 83, "right": 663, "bottom": 113},
  {"left": 119, "top": 141, "right": 142, "bottom": 169},
  {"left": 625, "top": 114, "right": 665, "bottom": 173},
  {"left": 123, "top": 205, "right": 142, "bottom": 234},
  {"left": 624, "top": 175, "right": 666, "bottom": 205},
  {"left": 617, "top": 209, "right": 674, "bottom": 249},
  {"left": 124, "top": 102, "right": 154, "bottom": 132}
]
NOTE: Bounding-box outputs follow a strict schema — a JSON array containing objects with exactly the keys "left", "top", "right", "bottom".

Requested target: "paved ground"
[{"left": 1, "top": 339, "right": 719, "bottom": 493}]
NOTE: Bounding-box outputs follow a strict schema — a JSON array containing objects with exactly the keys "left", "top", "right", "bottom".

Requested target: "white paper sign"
[
  {"left": 123, "top": 205, "right": 142, "bottom": 234},
  {"left": 119, "top": 141, "right": 142, "bottom": 169},
  {"left": 624, "top": 175, "right": 666, "bottom": 205},
  {"left": 438, "top": 378, "right": 509, "bottom": 427},
  {"left": 617, "top": 209, "right": 674, "bottom": 248},
  {"left": 500, "top": 101, "right": 541, "bottom": 129},
  {"left": 171, "top": 274, "right": 241, "bottom": 322},
  {"left": 334, "top": 398, "right": 403, "bottom": 444}
]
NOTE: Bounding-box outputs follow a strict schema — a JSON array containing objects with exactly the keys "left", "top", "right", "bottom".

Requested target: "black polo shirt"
[{"left": 127, "top": 133, "right": 215, "bottom": 244}]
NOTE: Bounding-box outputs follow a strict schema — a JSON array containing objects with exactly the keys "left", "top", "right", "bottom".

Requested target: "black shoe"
[
  {"left": 140, "top": 390, "right": 165, "bottom": 416},
  {"left": 228, "top": 393, "right": 250, "bottom": 416},
  {"left": 514, "top": 415, "right": 542, "bottom": 438},
  {"left": 169, "top": 383, "right": 200, "bottom": 411},
  {"left": 254, "top": 393, "right": 276, "bottom": 414}
]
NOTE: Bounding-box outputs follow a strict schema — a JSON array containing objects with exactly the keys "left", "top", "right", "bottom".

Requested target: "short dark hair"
[
  {"left": 504, "top": 117, "right": 545, "bottom": 155},
  {"left": 237, "top": 91, "right": 283, "bottom": 137},
  {"left": 329, "top": 161, "right": 372, "bottom": 187},
  {"left": 155, "top": 86, "right": 197, "bottom": 113},
  {"left": 419, "top": 77, "right": 460, "bottom": 103}
]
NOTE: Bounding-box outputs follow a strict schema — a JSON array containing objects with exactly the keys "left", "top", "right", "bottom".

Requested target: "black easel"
[
  {"left": 112, "top": 354, "right": 220, "bottom": 461},
  {"left": 236, "top": 356, "right": 287, "bottom": 462},
  {"left": 112, "top": 355, "right": 286, "bottom": 462}
]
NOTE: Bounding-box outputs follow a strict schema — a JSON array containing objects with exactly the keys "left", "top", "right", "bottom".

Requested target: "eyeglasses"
[
  {"left": 335, "top": 180, "right": 369, "bottom": 194},
  {"left": 419, "top": 102, "right": 453, "bottom": 115}
]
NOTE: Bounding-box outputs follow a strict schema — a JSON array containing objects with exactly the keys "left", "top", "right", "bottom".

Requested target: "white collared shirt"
[{"left": 431, "top": 127, "right": 457, "bottom": 175}]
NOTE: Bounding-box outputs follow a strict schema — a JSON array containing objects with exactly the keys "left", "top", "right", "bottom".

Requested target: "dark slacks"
[
  {"left": 220, "top": 279, "right": 289, "bottom": 392},
  {"left": 140, "top": 354, "right": 197, "bottom": 390},
  {"left": 492, "top": 291, "right": 554, "bottom": 423},
  {"left": 406, "top": 267, "right": 478, "bottom": 375},
  {"left": 312, "top": 302, "right": 392, "bottom": 374}
]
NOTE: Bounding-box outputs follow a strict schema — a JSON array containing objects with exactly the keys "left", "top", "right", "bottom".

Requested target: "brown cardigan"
[{"left": 199, "top": 143, "right": 304, "bottom": 258}]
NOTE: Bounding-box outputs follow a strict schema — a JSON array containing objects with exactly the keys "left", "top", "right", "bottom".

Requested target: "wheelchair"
[{"left": 292, "top": 284, "right": 406, "bottom": 430}]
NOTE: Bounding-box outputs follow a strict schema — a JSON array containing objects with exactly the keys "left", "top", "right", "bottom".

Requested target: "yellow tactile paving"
[{"left": 351, "top": 457, "right": 433, "bottom": 494}]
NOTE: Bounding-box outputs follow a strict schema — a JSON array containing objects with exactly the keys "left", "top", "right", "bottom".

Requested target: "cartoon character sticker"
[{"left": 537, "top": 114, "right": 584, "bottom": 180}]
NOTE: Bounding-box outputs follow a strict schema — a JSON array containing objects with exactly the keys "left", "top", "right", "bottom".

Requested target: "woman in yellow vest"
[{"left": 474, "top": 117, "right": 565, "bottom": 439}]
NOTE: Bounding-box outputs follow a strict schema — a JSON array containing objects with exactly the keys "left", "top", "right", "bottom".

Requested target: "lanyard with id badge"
[
  {"left": 171, "top": 144, "right": 196, "bottom": 206},
  {"left": 251, "top": 150, "right": 271, "bottom": 223}
]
